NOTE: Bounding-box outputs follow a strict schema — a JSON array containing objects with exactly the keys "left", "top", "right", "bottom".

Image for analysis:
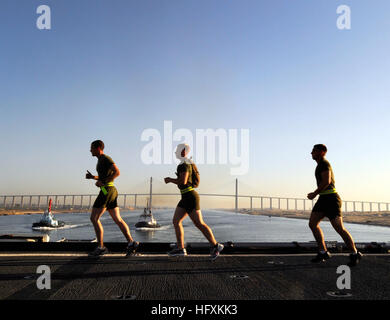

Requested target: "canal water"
[{"left": 1, "top": 209, "right": 390, "bottom": 243}]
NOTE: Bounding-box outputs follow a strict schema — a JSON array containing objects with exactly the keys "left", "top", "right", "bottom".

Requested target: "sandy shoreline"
[
  {"left": 240, "top": 209, "right": 390, "bottom": 228},
  {"left": 0, "top": 208, "right": 139, "bottom": 216},
  {"left": 0, "top": 209, "right": 89, "bottom": 216}
]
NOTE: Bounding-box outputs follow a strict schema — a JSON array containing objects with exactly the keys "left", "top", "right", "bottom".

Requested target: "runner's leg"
[
  {"left": 108, "top": 207, "right": 134, "bottom": 243},
  {"left": 188, "top": 209, "right": 217, "bottom": 246},
  {"left": 309, "top": 211, "right": 327, "bottom": 252},
  {"left": 330, "top": 216, "right": 357, "bottom": 253},
  {"left": 90, "top": 207, "right": 106, "bottom": 247},
  {"left": 172, "top": 206, "right": 188, "bottom": 249}
]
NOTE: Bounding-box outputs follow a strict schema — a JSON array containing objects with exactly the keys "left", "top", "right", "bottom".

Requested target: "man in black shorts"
[
  {"left": 164, "top": 143, "right": 224, "bottom": 260},
  {"left": 308, "top": 144, "right": 362, "bottom": 266},
  {"left": 86, "top": 140, "right": 138, "bottom": 256}
]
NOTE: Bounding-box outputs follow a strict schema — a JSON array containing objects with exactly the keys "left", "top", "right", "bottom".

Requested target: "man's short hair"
[
  {"left": 313, "top": 144, "right": 327, "bottom": 153},
  {"left": 91, "top": 140, "right": 104, "bottom": 150}
]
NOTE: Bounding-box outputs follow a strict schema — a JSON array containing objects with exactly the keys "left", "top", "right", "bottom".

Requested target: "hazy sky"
[{"left": 1, "top": 0, "right": 389, "bottom": 202}]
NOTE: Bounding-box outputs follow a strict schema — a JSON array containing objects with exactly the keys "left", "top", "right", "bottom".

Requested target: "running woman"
[
  {"left": 86, "top": 140, "right": 138, "bottom": 256},
  {"left": 308, "top": 144, "right": 362, "bottom": 266},
  {"left": 164, "top": 143, "right": 224, "bottom": 260}
]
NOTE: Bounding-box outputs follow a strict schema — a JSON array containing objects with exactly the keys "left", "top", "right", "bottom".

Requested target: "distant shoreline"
[
  {"left": 0, "top": 208, "right": 136, "bottom": 216},
  {"left": 0, "top": 209, "right": 86, "bottom": 216},
  {"left": 239, "top": 209, "right": 390, "bottom": 228}
]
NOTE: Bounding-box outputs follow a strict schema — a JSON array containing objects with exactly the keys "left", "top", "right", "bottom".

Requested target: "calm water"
[{"left": 1, "top": 209, "right": 390, "bottom": 243}]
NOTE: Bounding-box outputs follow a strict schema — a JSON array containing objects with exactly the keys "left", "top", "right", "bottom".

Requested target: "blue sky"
[{"left": 0, "top": 0, "right": 389, "bottom": 202}]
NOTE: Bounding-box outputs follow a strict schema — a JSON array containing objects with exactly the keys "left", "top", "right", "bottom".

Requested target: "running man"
[
  {"left": 164, "top": 143, "right": 224, "bottom": 260},
  {"left": 86, "top": 140, "right": 138, "bottom": 256},
  {"left": 308, "top": 144, "right": 362, "bottom": 266}
]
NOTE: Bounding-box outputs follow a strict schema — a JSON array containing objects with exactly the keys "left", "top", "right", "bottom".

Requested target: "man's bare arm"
[
  {"left": 164, "top": 171, "right": 189, "bottom": 185},
  {"left": 105, "top": 164, "right": 120, "bottom": 183},
  {"left": 307, "top": 170, "right": 331, "bottom": 199}
]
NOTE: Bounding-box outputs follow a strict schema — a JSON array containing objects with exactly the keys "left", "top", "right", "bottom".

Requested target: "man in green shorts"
[
  {"left": 86, "top": 140, "right": 138, "bottom": 256},
  {"left": 308, "top": 144, "right": 362, "bottom": 266},
  {"left": 164, "top": 143, "right": 224, "bottom": 261}
]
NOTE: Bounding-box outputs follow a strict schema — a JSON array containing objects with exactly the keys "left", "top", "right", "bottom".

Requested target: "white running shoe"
[
  {"left": 168, "top": 248, "right": 187, "bottom": 257},
  {"left": 210, "top": 243, "right": 224, "bottom": 261}
]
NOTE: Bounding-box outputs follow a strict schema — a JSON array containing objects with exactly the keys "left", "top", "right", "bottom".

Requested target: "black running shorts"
[
  {"left": 312, "top": 193, "right": 342, "bottom": 220},
  {"left": 177, "top": 190, "right": 200, "bottom": 213},
  {"left": 93, "top": 186, "right": 118, "bottom": 209}
]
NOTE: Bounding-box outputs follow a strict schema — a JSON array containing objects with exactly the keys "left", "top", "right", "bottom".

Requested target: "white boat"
[
  {"left": 135, "top": 177, "right": 160, "bottom": 230},
  {"left": 135, "top": 208, "right": 161, "bottom": 229},
  {"left": 32, "top": 199, "right": 66, "bottom": 230}
]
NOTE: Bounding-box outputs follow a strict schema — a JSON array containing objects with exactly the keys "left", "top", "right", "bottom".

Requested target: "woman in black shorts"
[{"left": 164, "top": 143, "right": 224, "bottom": 260}]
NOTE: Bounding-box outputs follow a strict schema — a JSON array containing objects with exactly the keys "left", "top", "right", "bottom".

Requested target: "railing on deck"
[{"left": 0, "top": 193, "right": 389, "bottom": 213}]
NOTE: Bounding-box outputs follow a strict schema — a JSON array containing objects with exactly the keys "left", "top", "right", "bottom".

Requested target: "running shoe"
[
  {"left": 126, "top": 241, "right": 140, "bottom": 257},
  {"left": 210, "top": 243, "right": 224, "bottom": 261},
  {"left": 168, "top": 248, "right": 187, "bottom": 257},
  {"left": 89, "top": 246, "right": 108, "bottom": 257},
  {"left": 311, "top": 251, "right": 331, "bottom": 263},
  {"left": 347, "top": 251, "right": 363, "bottom": 267}
]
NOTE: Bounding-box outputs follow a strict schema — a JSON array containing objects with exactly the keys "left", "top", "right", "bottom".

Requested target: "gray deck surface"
[{"left": 0, "top": 253, "right": 389, "bottom": 300}]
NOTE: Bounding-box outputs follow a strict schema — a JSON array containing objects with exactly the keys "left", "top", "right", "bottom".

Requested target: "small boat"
[
  {"left": 135, "top": 177, "right": 160, "bottom": 230},
  {"left": 32, "top": 199, "right": 66, "bottom": 230},
  {"left": 135, "top": 208, "right": 160, "bottom": 229}
]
